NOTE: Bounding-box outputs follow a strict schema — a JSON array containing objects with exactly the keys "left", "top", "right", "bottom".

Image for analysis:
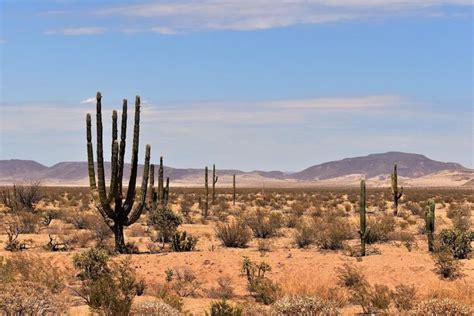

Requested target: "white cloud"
[
  {"left": 96, "top": 0, "right": 472, "bottom": 33},
  {"left": 263, "top": 95, "right": 405, "bottom": 109},
  {"left": 80, "top": 97, "right": 96, "bottom": 104},
  {"left": 45, "top": 27, "right": 107, "bottom": 36}
]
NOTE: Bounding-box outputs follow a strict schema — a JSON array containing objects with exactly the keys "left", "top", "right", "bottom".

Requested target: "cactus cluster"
[
  {"left": 425, "top": 199, "right": 436, "bottom": 252},
  {"left": 391, "top": 164, "right": 403, "bottom": 216},
  {"left": 147, "top": 156, "right": 170, "bottom": 210},
  {"left": 86, "top": 92, "right": 151, "bottom": 253},
  {"left": 171, "top": 231, "right": 197, "bottom": 252}
]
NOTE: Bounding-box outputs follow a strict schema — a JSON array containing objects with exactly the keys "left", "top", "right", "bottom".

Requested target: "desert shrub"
[
  {"left": 41, "top": 208, "right": 61, "bottom": 226},
  {"left": 131, "top": 301, "right": 179, "bottom": 316},
  {"left": 4, "top": 216, "right": 27, "bottom": 251},
  {"left": 241, "top": 257, "right": 281, "bottom": 304},
  {"left": 148, "top": 207, "right": 183, "bottom": 242},
  {"left": 336, "top": 263, "right": 368, "bottom": 289},
  {"left": 314, "top": 215, "right": 354, "bottom": 250},
  {"left": 365, "top": 214, "right": 396, "bottom": 244},
  {"left": 215, "top": 220, "right": 252, "bottom": 248},
  {"left": 257, "top": 239, "right": 273, "bottom": 253},
  {"left": 439, "top": 229, "right": 472, "bottom": 259},
  {"left": 208, "top": 276, "right": 234, "bottom": 299},
  {"left": 272, "top": 295, "right": 339, "bottom": 315},
  {"left": 404, "top": 201, "right": 423, "bottom": 217},
  {"left": 208, "top": 299, "right": 243, "bottom": 316},
  {"left": 246, "top": 209, "right": 283, "bottom": 238},
  {"left": 154, "top": 283, "right": 184, "bottom": 311},
  {"left": 0, "top": 254, "right": 65, "bottom": 294},
  {"left": 351, "top": 283, "right": 392, "bottom": 314},
  {"left": 411, "top": 298, "right": 471, "bottom": 315},
  {"left": 171, "top": 231, "right": 198, "bottom": 252},
  {"left": 294, "top": 222, "right": 315, "bottom": 248},
  {"left": 180, "top": 197, "right": 193, "bottom": 222},
  {"left": 391, "top": 284, "right": 417, "bottom": 312},
  {"left": 0, "top": 281, "right": 66, "bottom": 315},
  {"left": 73, "top": 248, "right": 142, "bottom": 315},
  {"left": 433, "top": 251, "right": 463, "bottom": 280},
  {"left": 0, "top": 182, "right": 43, "bottom": 213},
  {"left": 170, "top": 267, "right": 202, "bottom": 297}
]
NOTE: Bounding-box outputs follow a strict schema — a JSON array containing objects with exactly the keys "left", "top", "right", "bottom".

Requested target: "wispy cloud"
[
  {"left": 95, "top": 0, "right": 472, "bottom": 33},
  {"left": 80, "top": 97, "right": 96, "bottom": 104},
  {"left": 45, "top": 27, "right": 107, "bottom": 36},
  {"left": 262, "top": 95, "right": 405, "bottom": 109}
]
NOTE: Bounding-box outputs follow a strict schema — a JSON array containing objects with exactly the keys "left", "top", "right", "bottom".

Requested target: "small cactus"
[
  {"left": 425, "top": 199, "right": 436, "bottom": 252},
  {"left": 212, "top": 164, "right": 218, "bottom": 205},
  {"left": 171, "top": 231, "right": 197, "bottom": 252}
]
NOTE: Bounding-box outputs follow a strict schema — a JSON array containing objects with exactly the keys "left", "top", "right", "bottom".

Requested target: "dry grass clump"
[
  {"left": 131, "top": 301, "right": 179, "bottom": 316},
  {"left": 215, "top": 219, "right": 252, "bottom": 248}
]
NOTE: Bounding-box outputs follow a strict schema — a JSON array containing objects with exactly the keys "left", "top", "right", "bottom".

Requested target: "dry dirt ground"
[{"left": 0, "top": 187, "right": 472, "bottom": 315}]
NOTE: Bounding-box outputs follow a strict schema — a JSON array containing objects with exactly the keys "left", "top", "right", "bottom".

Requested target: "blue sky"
[{"left": 0, "top": 1, "right": 472, "bottom": 170}]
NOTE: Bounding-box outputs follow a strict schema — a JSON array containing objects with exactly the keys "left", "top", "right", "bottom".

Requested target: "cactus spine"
[
  {"left": 212, "top": 164, "right": 218, "bottom": 205},
  {"left": 425, "top": 199, "right": 435, "bottom": 252},
  {"left": 391, "top": 164, "right": 403, "bottom": 216},
  {"left": 359, "top": 179, "right": 370, "bottom": 256},
  {"left": 147, "top": 156, "right": 170, "bottom": 210},
  {"left": 233, "top": 174, "right": 236, "bottom": 206},
  {"left": 204, "top": 166, "right": 209, "bottom": 218},
  {"left": 86, "top": 92, "right": 151, "bottom": 253}
]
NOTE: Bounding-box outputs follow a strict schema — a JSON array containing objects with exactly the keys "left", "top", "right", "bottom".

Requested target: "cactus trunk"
[
  {"left": 212, "top": 164, "right": 218, "bottom": 205},
  {"left": 425, "top": 200, "right": 436, "bottom": 252},
  {"left": 391, "top": 164, "right": 403, "bottom": 216},
  {"left": 359, "top": 179, "right": 369, "bottom": 256}
]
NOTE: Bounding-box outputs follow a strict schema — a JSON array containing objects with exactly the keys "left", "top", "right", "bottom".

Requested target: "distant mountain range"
[{"left": 0, "top": 152, "right": 472, "bottom": 187}]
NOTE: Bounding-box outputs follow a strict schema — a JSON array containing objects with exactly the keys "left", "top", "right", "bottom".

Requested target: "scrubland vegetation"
[{"left": 0, "top": 183, "right": 472, "bottom": 315}]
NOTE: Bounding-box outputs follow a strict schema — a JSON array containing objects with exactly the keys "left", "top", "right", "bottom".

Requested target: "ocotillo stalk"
[
  {"left": 233, "top": 174, "right": 236, "bottom": 206},
  {"left": 204, "top": 166, "right": 209, "bottom": 218},
  {"left": 86, "top": 92, "right": 151, "bottom": 253},
  {"left": 359, "top": 179, "right": 370, "bottom": 256},
  {"left": 212, "top": 164, "right": 218, "bottom": 205},
  {"left": 425, "top": 199, "right": 435, "bottom": 252},
  {"left": 391, "top": 164, "right": 403, "bottom": 216}
]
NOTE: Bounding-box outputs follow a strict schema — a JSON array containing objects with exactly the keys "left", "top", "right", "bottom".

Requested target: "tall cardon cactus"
[
  {"left": 147, "top": 156, "right": 169, "bottom": 209},
  {"left": 212, "top": 164, "right": 218, "bottom": 205},
  {"left": 425, "top": 199, "right": 435, "bottom": 252},
  {"left": 204, "top": 166, "right": 209, "bottom": 218},
  {"left": 86, "top": 92, "right": 151, "bottom": 253}
]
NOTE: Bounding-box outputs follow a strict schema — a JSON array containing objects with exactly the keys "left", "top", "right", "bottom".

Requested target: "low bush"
[
  {"left": 439, "top": 229, "right": 472, "bottom": 259},
  {"left": 411, "top": 298, "right": 471, "bottom": 315},
  {"left": 246, "top": 209, "right": 283, "bottom": 238},
  {"left": 272, "top": 295, "right": 339, "bottom": 315},
  {"left": 215, "top": 220, "right": 252, "bottom": 248},
  {"left": 241, "top": 257, "right": 281, "bottom": 305},
  {"left": 148, "top": 207, "right": 183, "bottom": 242},
  {"left": 294, "top": 221, "right": 315, "bottom": 248},
  {"left": 391, "top": 284, "right": 417, "bottom": 312},
  {"left": 208, "top": 299, "right": 243, "bottom": 316},
  {"left": 433, "top": 251, "right": 463, "bottom": 280},
  {"left": 131, "top": 301, "right": 179, "bottom": 316}
]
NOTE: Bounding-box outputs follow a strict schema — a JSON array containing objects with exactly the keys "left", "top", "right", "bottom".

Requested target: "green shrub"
[
  {"left": 433, "top": 251, "right": 463, "bottom": 280},
  {"left": 207, "top": 299, "right": 243, "bottom": 316},
  {"left": 439, "top": 229, "right": 472, "bottom": 259},
  {"left": 148, "top": 207, "right": 183, "bottom": 242},
  {"left": 171, "top": 231, "right": 198, "bottom": 252},
  {"left": 216, "top": 220, "right": 252, "bottom": 248},
  {"left": 294, "top": 222, "right": 315, "bottom": 248},
  {"left": 272, "top": 295, "right": 339, "bottom": 315},
  {"left": 246, "top": 209, "right": 283, "bottom": 238}
]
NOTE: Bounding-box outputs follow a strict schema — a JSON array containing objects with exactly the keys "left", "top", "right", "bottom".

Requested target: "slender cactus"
[
  {"left": 425, "top": 199, "right": 436, "bottom": 252},
  {"left": 204, "top": 166, "right": 209, "bottom": 218},
  {"left": 391, "top": 164, "right": 403, "bottom": 216},
  {"left": 86, "top": 92, "right": 151, "bottom": 253},
  {"left": 233, "top": 174, "right": 236, "bottom": 206},
  {"left": 212, "top": 164, "right": 218, "bottom": 205},
  {"left": 147, "top": 157, "right": 170, "bottom": 210},
  {"left": 359, "top": 179, "right": 370, "bottom": 256}
]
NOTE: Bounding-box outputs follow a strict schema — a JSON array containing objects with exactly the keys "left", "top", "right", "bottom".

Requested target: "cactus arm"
[
  {"left": 115, "top": 99, "right": 128, "bottom": 208},
  {"left": 126, "top": 144, "right": 151, "bottom": 225},
  {"left": 147, "top": 164, "right": 155, "bottom": 209},
  {"left": 109, "top": 110, "right": 119, "bottom": 202},
  {"left": 86, "top": 113, "right": 97, "bottom": 189},
  {"left": 95, "top": 92, "right": 109, "bottom": 207},
  {"left": 158, "top": 156, "right": 164, "bottom": 203},
  {"left": 124, "top": 96, "right": 141, "bottom": 211},
  {"left": 164, "top": 177, "right": 169, "bottom": 206}
]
